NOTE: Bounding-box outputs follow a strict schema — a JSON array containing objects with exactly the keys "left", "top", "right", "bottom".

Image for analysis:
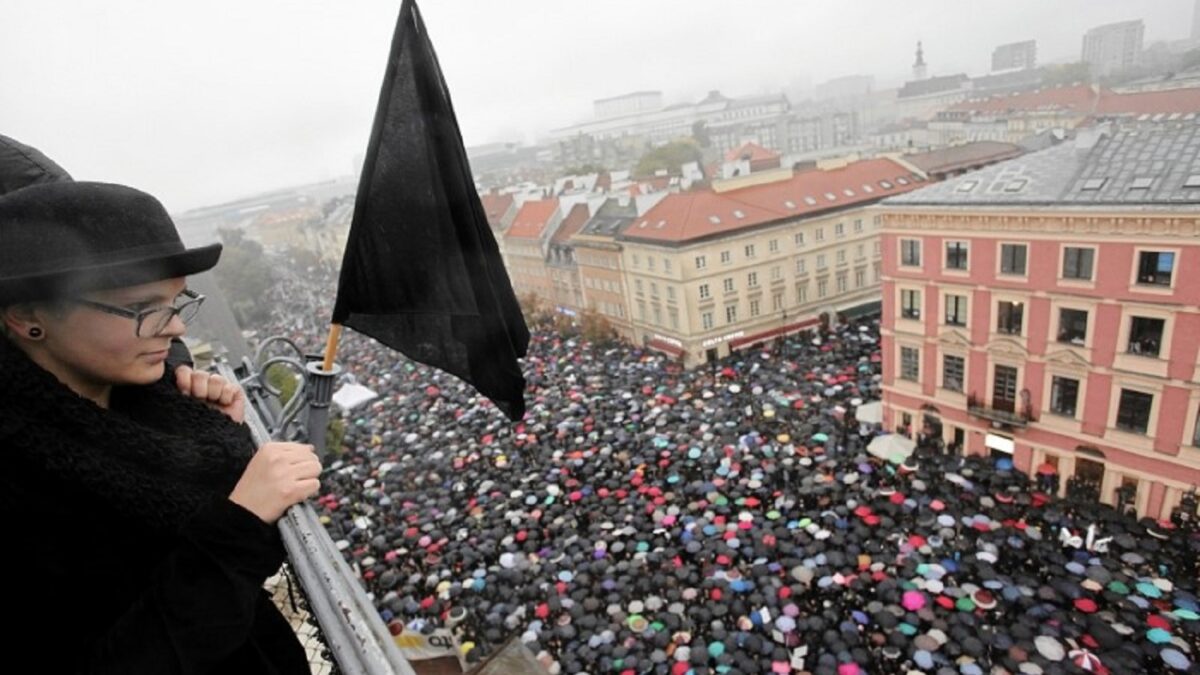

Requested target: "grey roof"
[
  {"left": 885, "top": 119, "right": 1200, "bottom": 207},
  {"left": 579, "top": 198, "right": 637, "bottom": 238}
]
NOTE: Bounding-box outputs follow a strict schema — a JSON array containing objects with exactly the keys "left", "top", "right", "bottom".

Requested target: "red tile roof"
[
  {"left": 479, "top": 192, "right": 514, "bottom": 227},
  {"left": 948, "top": 84, "right": 1098, "bottom": 114},
  {"left": 948, "top": 84, "right": 1200, "bottom": 116},
  {"left": 506, "top": 198, "right": 559, "bottom": 240},
  {"left": 621, "top": 158, "right": 922, "bottom": 244},
  {"left": 551, "top": 203, "right": 590, "bottom": 244},
  {"left": 1097, "top": 87, "right": 1200, "bottom": 115},
  {"left": 725, "top": 141, "right": 781, "bottom": 163}
]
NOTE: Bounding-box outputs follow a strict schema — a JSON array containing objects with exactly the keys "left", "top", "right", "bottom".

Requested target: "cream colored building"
[{"left": 615, "top": 158, "right": 925, "bottom": 364}]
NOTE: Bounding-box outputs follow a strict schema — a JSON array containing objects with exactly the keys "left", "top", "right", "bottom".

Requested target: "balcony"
[{"left": 966, "top": 392, "right": 1035, "bottom": 429}]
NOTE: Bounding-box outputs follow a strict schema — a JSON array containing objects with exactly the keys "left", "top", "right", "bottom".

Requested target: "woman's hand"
[
  {"left": 229, "top": 442, "right": 322, "bottom": 523},
  {"left": 175, "top": 365, "right": 246, "bottom": 424}
]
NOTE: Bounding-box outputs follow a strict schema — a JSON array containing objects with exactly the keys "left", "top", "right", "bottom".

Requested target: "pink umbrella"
[{"left": 902, "top": 590, "right": 926, "bottom": 611}]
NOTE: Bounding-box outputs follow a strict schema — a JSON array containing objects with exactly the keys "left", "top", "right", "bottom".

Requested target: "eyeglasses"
[{"left": 73, "top": 288, "right": 206, "bottom": 337}]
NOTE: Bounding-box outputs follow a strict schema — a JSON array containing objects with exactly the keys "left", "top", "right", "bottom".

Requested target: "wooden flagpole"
[{"left": 322, "top": 323, "right": 343, "bottom": 372}]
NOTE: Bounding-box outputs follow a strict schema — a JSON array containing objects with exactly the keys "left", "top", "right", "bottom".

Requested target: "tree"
[
  {"left": 213, "top": 228, "right": 275, "bottom": 328},
  {"left": 579, "top": 309, "right": 618, "bottom": 347},
  {"left": 635, "top": 140, "right": 703, "bottom": 177},
  {"left": 691, "top": 120, "right": 712, "bottom": 149},
  {"left": 1039, "top": 62, "right": 1092, "bottom": 88}
]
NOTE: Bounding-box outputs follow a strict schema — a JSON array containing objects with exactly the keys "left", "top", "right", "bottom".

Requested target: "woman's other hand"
[
  {"left": 175, "top": 365, "right": 246, "bottom": 424},
  {"left": 228, "top": 442, "right": 322, "bottom": 523}
]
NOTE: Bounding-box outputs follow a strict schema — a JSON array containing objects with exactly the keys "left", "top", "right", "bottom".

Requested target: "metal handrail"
[{"left": 215, "top": 360, "right": 417, "bottom": 675}]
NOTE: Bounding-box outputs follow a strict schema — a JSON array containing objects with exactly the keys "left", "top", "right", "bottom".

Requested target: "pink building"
[{"left": 879, "top": 121, "right": 1200, "bottom": 520}]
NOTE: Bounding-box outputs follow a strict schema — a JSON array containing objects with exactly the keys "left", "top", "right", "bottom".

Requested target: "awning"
[
  {"left": 839, "top": 300, "right": 882, "bottom": 320},
  {"left": 646, "top": 338, "right": 684, "bottom": 358},
  {"left": 729, "top": 317, "right": 820, "bottom": 350}
]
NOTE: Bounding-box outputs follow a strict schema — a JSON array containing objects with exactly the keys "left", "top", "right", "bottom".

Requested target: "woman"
[{"left": 0, "top": 180, "right": 322, "bottom": 673}]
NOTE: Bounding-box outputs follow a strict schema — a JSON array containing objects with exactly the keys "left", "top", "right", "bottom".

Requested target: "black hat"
[
  {"left": 0, "top": 181, "right": 221, "bottom": 304},
  {"left": 0, "top": 134, "right": 72, "bottom": 196}
]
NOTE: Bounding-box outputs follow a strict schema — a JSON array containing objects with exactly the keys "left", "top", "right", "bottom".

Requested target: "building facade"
[
  {"left": 1082, "top": 20, "right": 1144, "bottom": 77},
  {"left": 880, "top": 121, "right": 1200, "bottom": 520},
  {"left": 615, "top": 158, "right": 924, "bottom": 364},
  {"left": 503, "top": 198, "right": 562, "bottom": 303},
  {"left": 992, "top": 40, "right": 1037, "bottom": 72}
]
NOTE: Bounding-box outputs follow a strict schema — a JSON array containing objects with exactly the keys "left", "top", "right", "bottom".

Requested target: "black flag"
[{"left": 332, "top": 0, "right": 529, "bottom": 420}]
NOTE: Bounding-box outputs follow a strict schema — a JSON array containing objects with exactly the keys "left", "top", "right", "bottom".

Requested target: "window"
[
  {"left": 1115, "top": 389, "right": 1153, "bottom": 434},
  {"left": 769, "top": 239, "right": 779, "bottom": 253},
  {"left": 854, "top": 219, "right": 863, "bottom": 233},
  {"left": 815, "top": 227, "right": 825, "bottom": 242},
  {"left": 856, "top": 243, "right": 865, "bottom": 260},
  {"left": 698, "top": 283, "right": 710, "bottom": 299},
  {"left": 725, "top": 304, "right": 738, "bottom": 324},
  {"left": 874, "top": 241, "right": 881, "bottom": 256},
  {"left": 797, "top": 283, "right": 808, "bottom": 303},
  {"left": 1050, "top": 376, "right": 1079, "bottom": 417},
  {"left": 745, "top": 244, "right": 756, "bottom": 259},
  {"left": 944, "top": 294, "right": 967, "bottom": 326},
  {"left": 854, "top": 269, "right": 865, "bottom": 287},
  {"left": 772, "top": 293, "right": 783, "bottom": 311},
  {"left": 794, "top": 232, "right": 805, "bottom": 247},
  {"left": 637, "top": 301, "right": 646, "bottom": 321},
  {"left": 723, "top": 278, "right": 735, "bottom": 293},
  {"left": 900, "top": 346, "right": 920, "bottom": 381},
  {"left": 942, "top": 354, "right": 964, "bottom": 392},
  {"left": 770, "top": 266, "right": 781, "bottom": 281},
  {"left": 1057, "top": 309, "right": 1088, "bottom": 345},
  {"left": 632, "top": 254, "right": 640, "bottom": 268},
  {"left": 945, "top": 241, "right": 968, "bottom": 270},
  {"left": 901, "top": 289, "right": 921, "bottom": 319},
  {"left": 836, "top": 272, "right": 847, "bottom": 293},
  {"left": 720, "top": 250, "right": 732, "bottom": 264},
  {"left": 663, "top": 258, "right": 671, "bottom": 272},
  {"left": 667, "top": 286, "right": 676, "bottom": 301},
  {"left": 1062, "top": 247, "right": 1093, "bottom": 280},
  {"left": 669, "top": 308, "right": 679, "bottom": 330},
  {"left": 1000, "top": 244, "right": 1027, "bottom": 275},
  {"left": 835, "top": 223, "right": 845, "bottom": 238},
  {"left": 702, "top": 312, "right": 713, "bottom": 330},
  {"left": 817, "top": 279, "right": 828, "bottom": 298},
  {"left": 816, "top": 254, "right": 827, "bottom": 270},
  {"left": 997, "top": 300, "right": 1023, "bottom": 335},
  {"left": 796, "top": 258, "right": 807, "bottom": 274},
  {"left": 635, "top": 279, "right": 643, "bottom": 295},
  {"left": 695, "top": 255, "right": 707, "bottom": 269},
  {"left": 1136, "top": 251, "right": 1174, "bottom": 286},
  {"left": 647, "top": 257, "right": 655, "bottom": 271},
  {"left": 747, "top": 272, "right": 758, "bottom": 288},
  {"left": 836, "top": 250, "right": 846, "bottom": 264},
  {"left": 653, "top": 306, "right": 661, "bottom": 325},
  {"left": 1194, "top": 408, "right": 1200, "bottom": 446},
  {"left": 750, "top": 299, "right": 760, "bottom": 317},
  {"left": 901, "top": 239, "right": 921, "bottom": 266},
  {"left": 650, "top": 282, "right": 658, "bottom": 297},
  {"left": 1128, "top": 317, "right": 1164, "bottom": 356}
]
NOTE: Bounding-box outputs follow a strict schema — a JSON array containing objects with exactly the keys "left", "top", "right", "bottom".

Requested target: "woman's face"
[{"left": 37, "top": 276, "right": 189, "bottom": 389}]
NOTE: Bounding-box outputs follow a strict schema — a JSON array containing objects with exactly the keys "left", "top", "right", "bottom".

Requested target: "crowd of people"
[{"left": 243, "top": 265, "right": 1199, "bottom": 675}]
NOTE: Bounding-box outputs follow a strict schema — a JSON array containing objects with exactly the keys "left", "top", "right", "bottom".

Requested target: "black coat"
[{"left": 0, "top": 338, "right": 310, "bottom": 674}]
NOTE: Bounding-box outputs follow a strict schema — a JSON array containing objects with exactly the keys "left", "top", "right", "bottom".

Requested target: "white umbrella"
[
  {"left": 867, "top": 434, "right": 915, "bottom": 461},
  {"left": 855, "top": 401, "right": 883, "bottom": 425}
]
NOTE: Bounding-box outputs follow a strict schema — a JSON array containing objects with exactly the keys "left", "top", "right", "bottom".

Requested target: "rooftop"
[
  {"left": 506, "top": 198, "right": 559, "bottom": 239},
  {"left": 621, "top": 158, "right": 923, "bottom": 245},
  {"left": 885, "top": 119, "right": 1200, "bottom": 207},
  {"left": 904, "top": 141, "right": 1025, "bottom": 175}
]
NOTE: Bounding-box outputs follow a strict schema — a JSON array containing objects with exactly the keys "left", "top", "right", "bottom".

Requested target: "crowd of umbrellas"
[{"left": 249, "top": 268, "right": 1198, "bottom": 674}]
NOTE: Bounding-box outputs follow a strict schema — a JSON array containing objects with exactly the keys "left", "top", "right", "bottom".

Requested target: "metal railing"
[{"left": 215, "top": 339, "right": 417, "bottom": 675}]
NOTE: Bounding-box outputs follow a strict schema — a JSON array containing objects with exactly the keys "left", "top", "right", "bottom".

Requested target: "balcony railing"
[{"left": 966, "top": 392, "right": 1036, "bottom": 428}]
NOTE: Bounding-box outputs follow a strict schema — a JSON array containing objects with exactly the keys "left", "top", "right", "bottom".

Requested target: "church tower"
[{"left": 913, "top": 41, "right": 927, "bottom": 80}]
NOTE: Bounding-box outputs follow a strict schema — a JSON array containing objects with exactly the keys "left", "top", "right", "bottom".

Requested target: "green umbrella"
[{"left": 812, "top": 432, "right": 829, "bottom": 442}]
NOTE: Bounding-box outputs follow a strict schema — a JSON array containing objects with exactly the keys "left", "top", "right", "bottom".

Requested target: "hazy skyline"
[{"left": 2, "top": 0, "right": 1194, "bottom": 212}]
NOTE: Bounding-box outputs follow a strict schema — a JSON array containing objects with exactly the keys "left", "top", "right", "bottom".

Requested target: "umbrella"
[
  {"left": 855, "top": 401, "right": 883, "bottom": 425},
  {"left": 867, "top": 434, "right": 915, "bottom": 462}
]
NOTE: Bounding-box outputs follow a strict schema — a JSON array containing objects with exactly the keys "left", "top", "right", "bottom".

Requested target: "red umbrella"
[{"left": 1037, "top": 463, "right": 1058, "bottom": 476}]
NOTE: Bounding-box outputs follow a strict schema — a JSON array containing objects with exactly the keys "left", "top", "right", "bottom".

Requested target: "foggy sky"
[{"left": 1, "top": 0, "right": 1193, "bottom": 212}]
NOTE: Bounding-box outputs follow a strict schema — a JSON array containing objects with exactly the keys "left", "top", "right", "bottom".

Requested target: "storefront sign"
[
  {"left": 985, "top": 433, "right": 1014, "bottom": 454},
  {"left": 701, "top": 330, "right": 745, "bottom": 348}
]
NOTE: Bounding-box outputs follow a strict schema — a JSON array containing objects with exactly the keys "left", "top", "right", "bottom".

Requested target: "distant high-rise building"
[
  {"left": 913, "top": 41, "right": 928, "bottom": 81},
  {"left": 1193, "top": 0, "right": 1200, "bottom": 42},
  {"left": 992, "top": 40, "right": 1037, "bottom": 72},
  {"left": 1082, "top": 20, "right": 1144, "bottom": 77}
]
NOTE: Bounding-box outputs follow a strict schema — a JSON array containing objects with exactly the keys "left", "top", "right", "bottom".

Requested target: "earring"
[{"left": 27, "top": 326, "right": 43, "bottom": 339}]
